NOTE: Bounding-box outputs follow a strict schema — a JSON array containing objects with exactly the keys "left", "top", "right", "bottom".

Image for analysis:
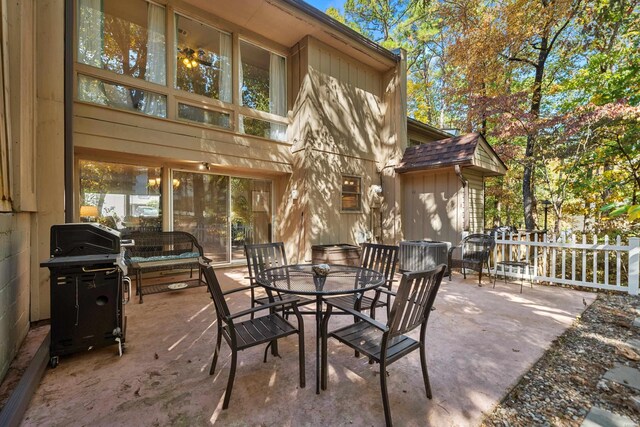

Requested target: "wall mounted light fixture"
[{"left": 371, "top": 184, "right": 383, "bottom": 194}]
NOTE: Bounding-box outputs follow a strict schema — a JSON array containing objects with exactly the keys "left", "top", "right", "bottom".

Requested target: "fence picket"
[
  {"left": 592, "top": 234, "right": 597, "bottom": 284},
  {"left": 604, "top": 235, "right": 610, "bottom": 286},
  {"left": 571, "top": 234, "right": 576, "bottom": 281},
  {"left": 492, "top": 232, "right": 632, "bottom": 293},
  {"left": 616, "top": 235, "right": 621, "bottom": 287},
  {"left": 582, "top": 235, "right": 587, "bottom": 283}
]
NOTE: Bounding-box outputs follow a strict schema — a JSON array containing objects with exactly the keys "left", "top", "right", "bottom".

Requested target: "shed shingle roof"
[{"left": 396, "top": 132, "right": 482, "bottom": 173}]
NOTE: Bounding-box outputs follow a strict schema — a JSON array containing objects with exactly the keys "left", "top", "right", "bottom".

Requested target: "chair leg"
[
  {"left": 379, "top": 358, "right": 393, "bottom": 427},
  {"left": 209, "top": 324, "right": 223, "bottom": 375},
  {"left": 298, "top": 329, "right": 306, "bottom": 389},
  {"left": 419, "top": 343, "right": 433, "bottom": 399},
  {"left": 222, "top": 349, "right": 237, "bottom": 410}
]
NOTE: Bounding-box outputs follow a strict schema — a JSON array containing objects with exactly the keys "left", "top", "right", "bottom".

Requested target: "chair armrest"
[
  {"left": 377, "top": 288, "right": 397, "bottom": 297},
  {"left": 324, "top": 299, "right": 388, "bottom": 332},
  {"left": 227, "top": 298, "right": 300, "bottom": 320},
  {"left": 448, "top": 245, "right": 459, "bottom": 255},
  {"left": 200, "top": 256, "right": 212, "bottom": 263},
  {"left": 222, "top": 284, "right": 259, "bottom": 296}
]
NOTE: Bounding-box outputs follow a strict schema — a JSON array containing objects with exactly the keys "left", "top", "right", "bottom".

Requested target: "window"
[
  {"left": 341, "top": 176, "right": 362, "bottom": 212},
  {"left": 178, "top": 103, "right": 231, "bottom": 129},
  {"left": 240, "top": 116, "right": 287, "bottom": 142},
  {"left": 175, "top": 14, "right": 232, "bottom": 103},
  {"left": 77, "top": 74, "right": 167, "bottom": 117},
  {"left": 77, "top": 0, "right": 166, "bottom": 85},
  {"left": 240, "top": 41, "right": 286, "bottom": 140},
  {"left": 79, "top": 160, "right": 162, "bottom": 231}
]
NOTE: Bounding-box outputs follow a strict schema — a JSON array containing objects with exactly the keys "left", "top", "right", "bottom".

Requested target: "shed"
[{"left": 396, "top": 131, "right": 507, "bottom": 245}]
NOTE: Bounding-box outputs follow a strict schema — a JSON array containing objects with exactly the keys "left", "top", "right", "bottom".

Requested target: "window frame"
[
  {"left": 73, "top": 2, "right": 290, "bottom": 142},
  {"left": 340, "top": 175, "right": 362, "bottom": 213}
]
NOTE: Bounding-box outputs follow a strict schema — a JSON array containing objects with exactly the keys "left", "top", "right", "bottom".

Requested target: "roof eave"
[{"left": 281, "top": 0, "right": 400, "bottom": 63}]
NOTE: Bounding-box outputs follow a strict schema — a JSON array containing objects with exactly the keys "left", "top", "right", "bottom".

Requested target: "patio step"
[{"left": 580, "top": 407, "right": 635, "bottom": 427}]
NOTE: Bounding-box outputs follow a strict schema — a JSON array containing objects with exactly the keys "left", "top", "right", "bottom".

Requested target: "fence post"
[{"left": 629, "top": 237, "right": 640, "bottom": 296}]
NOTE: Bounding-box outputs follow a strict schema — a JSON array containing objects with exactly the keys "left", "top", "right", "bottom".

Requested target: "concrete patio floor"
[{"left": 21, "top": 268, "right": 596, "bottom": 426}]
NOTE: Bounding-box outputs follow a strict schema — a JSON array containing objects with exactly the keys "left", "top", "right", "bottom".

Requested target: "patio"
[{"left": 21, "top": 269, "right": 595, "bottom": 426}]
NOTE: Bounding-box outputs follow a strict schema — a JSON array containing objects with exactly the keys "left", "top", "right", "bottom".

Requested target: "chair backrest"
[
  {"left": 460, "top": 234, "right": 495, "bottom": 262},
  {"left": 244, "top": 242, "right": 288, "bottom": 284},
  {"left": 387, "top": 265, "right": 446, "bottom": 338},
  {"left": 360, "top": 243, "right": 399, "bottom": 288},
  {"left": 200, "top": 264, "right": 231, "bottom": 320}
]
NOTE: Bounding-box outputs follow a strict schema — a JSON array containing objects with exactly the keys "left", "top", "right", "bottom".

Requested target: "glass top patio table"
[
  {"left": 257, "top": 264, "right": 385, "bottom": 394},
  {"left": 257, "top": 264, "right": 385, "bottom": 296}
]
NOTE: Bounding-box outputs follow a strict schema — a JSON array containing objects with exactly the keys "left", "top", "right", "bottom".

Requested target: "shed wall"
[{"left": 401, "top": 170, "right": 463, "bottom": 245}]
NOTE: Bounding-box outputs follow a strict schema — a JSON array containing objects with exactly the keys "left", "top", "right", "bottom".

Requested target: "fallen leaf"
[{"left": 617, "top": 346, "right": 640, "bottom": 361}]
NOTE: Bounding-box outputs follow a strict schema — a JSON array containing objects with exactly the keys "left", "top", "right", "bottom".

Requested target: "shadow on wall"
[{"left": 280, "top": 69, "right": 387, "bottom": 257}]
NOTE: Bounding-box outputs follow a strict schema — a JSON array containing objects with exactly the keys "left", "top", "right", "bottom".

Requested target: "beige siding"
[
  {"left": 73, "top": 104, "right": 292, "bottom": 173},
  {"left": 401, "top": 170, "right": 463, "bottom": 245},
  {"left": 286, "top": 36, "right": 396, "bottom": 259},
  {"left": 308, "top": 38, "right": 382, "bottom": 98},
  {"left": 464, "top": 169, "right": 485, "bottom": 233}
]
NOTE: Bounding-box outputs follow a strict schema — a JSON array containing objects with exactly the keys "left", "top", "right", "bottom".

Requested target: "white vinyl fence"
[{"left": 492, "top": 232, "right": 640, "bottom": 295}]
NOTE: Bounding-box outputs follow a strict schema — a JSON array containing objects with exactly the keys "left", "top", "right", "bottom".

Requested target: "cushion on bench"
[{"left": 129, "top": 251, "right": 201, "bottom": 264}]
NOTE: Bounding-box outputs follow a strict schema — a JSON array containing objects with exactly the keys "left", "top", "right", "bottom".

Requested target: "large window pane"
[
  {"left": 77, "top": 0, "right": 166, "bottom": 85},
  {"left": 79, "top": 160, "right": 162, "bottom": 231},
  {"left": 240, "top": 41, "right": 286, "bottom": 118},
  {"left": 231, "top": 178, "right": 272, "bottom": 260},
  {"left": 175, "top": 14, "right": 232, "bottom": 103},
  {"left": 77, "top": 74, "right": 167, "bottom": 117},
  {"left": 173, "top": 171, "right": 229, "bottom": 263},
  {"left": 178, "top": 103, "right": 230, "bottom": 129}
]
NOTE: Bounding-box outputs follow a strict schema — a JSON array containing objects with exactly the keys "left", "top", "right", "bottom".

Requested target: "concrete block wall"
[{"left": 0, "top": 213, "right": 32, "bottom": 381}]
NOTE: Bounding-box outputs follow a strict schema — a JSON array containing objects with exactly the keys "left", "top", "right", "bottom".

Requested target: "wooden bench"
[{"left": 126, "top": 231, "right": 211, "bottom": 303}]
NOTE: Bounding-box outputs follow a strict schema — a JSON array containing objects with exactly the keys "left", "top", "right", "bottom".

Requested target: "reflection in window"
[
  {"left": 240, "top": 41, "right": 286, "bottom": 140},
  {"left": 173, "top": 171, "right": 230, "bottom": 263},
  {"left": 240, "top": 116, "right": 287, "bottom": 142},
  {"left": 175, "top": 14, "right": 232, "bottom": 103},
  {"left": 77, "top": 0, "right": 166, "bottom": 85},
  {"left": 79, "top": 160, "right": 162, "bottom": 231},
  {"left": 341, "top": 175, "right": 362, "bottom": 212},
  {"left": 77, "top": 74, "right": 167, "bottom": 117},
  {"left": 178, "top": 103, "right": 230, "bottom": 129}
]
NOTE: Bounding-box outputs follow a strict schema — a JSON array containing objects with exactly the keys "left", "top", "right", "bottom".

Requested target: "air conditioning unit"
[{"left": 399, "top": 240, "right": 450, "bottom": 273}]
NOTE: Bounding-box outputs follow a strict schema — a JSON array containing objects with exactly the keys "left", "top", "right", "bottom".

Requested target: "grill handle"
[
  {"left": 122, "top": 276, "right": 131, "bottom": 305},
  {"left": 81, "top": 266, "right": 117, "bottom": 274}
]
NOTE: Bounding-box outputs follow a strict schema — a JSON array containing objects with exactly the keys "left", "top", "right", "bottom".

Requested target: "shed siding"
[
  {"left": 401, "top": 170, "right": 462, "bottom": 245},
  {"left": 464, "top": 169, "right": 485, "bottom": 233}
]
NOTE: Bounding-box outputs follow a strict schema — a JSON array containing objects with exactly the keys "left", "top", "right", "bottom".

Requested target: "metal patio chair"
[
  {"left": 448, "top": 233, "right": 495, "bottom": 285},
  {"left": 321, "top": 265, "right": 446, "bottom": 427},
  {"left": 325, "top": 243, "right": 398, "bottom": 319},
  {"left": 243, "top": 242, "right": 313, "bottom": 315},
  {"left": 201, "top": 264, "right": 305, "bottom": 410}
]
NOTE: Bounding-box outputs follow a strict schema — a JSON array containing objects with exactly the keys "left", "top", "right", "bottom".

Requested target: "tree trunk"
[{"left": 523, "top": 40, "right": 549, "bottom": 231}]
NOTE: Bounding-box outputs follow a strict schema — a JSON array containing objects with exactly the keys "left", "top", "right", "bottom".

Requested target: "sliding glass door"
[
  {"left": 172, "top": 171, "right": 271, "bottom": 263},
  {"left": 230, "top": 178, "right": 272, "bottom": 261}
]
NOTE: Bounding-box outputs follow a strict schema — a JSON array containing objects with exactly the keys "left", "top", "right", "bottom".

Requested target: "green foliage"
[{"left": 337, "top": 0, "right": 640, "bottom": 235}]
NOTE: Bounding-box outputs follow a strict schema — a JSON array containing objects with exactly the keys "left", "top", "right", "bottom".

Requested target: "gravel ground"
[{"left": 482, "top": 291, "right": 640, "bottom": 426}]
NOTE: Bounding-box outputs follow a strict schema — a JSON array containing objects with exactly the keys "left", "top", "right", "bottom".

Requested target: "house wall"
[
  {"left": 0, "top": 0, "right": 56, "bottom": 380},
  {"left": 400, "top": 169, "right": 463, "bottom": 245},
  {"left": 0, "top": 214, "right": 31, "bottom": 380},
  {"left": 285, "top": 36, "right": 400, "bottom": 260}
]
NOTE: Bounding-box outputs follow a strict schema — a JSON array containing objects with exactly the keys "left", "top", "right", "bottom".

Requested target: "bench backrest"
[{"left": 127, "top": 231, "right": 204, "bottom": 257}]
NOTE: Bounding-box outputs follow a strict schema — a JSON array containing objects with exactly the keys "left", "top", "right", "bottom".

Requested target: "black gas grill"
[{"left": 41, "top": 223, "right": 131, "bottom": 367}]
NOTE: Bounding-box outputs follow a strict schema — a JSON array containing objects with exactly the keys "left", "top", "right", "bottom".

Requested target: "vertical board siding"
[
  {"left": 310, "top": 41, "right": 382, "bottom": 99},
  {"left": 401, "top": 170, "right": 462, "bottom": 244}
]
